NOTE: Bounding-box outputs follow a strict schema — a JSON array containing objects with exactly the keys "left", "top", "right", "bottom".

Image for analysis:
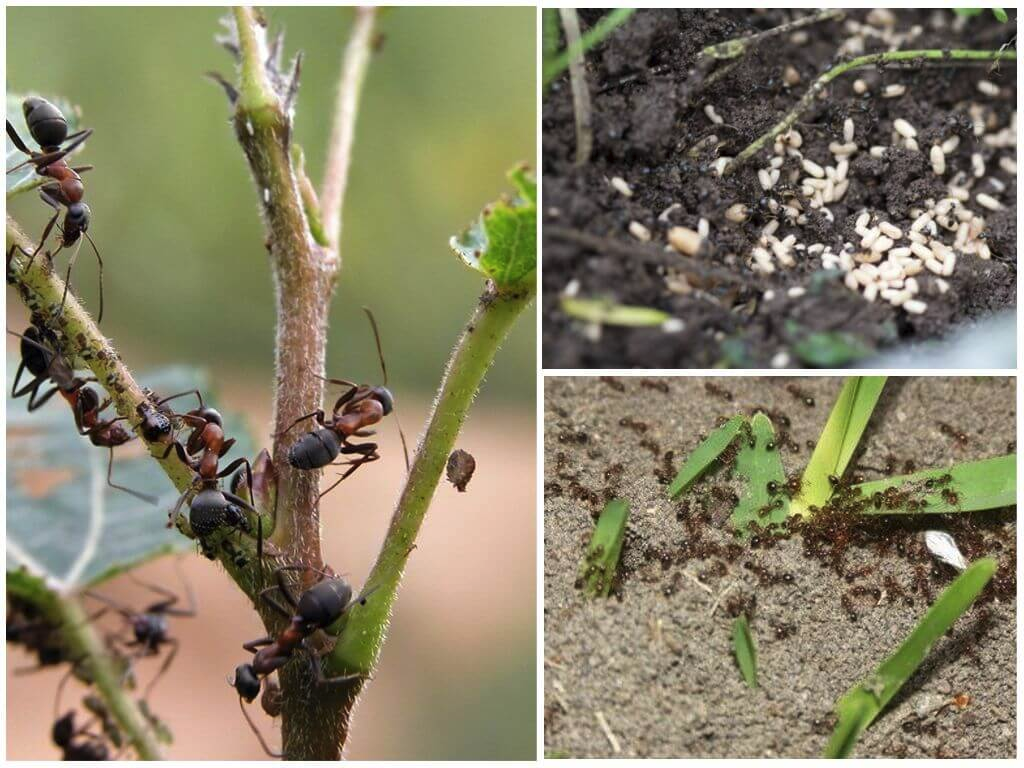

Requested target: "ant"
[
  {"left": 52, "top": 710, "right": 111, "bottom": 761},
  {"left": 278, "top": 309, "right": 409, "bottom": 500},
  {"left": 9, "top": 321, "right": 94, "bottom": 412},
  {"left": 7, "top": 96, "right": 104, "bottom": 321},
  {"left": 704, "top": 382, "right": 733, "bottom": 402},
  {"left": 229, "top": 566, "right": 373, "bottom": 757},
  {"left": 785, "top": 383, "right": 815, "bottom": 407},
  {"left": 85, "top": 564, "right": 196, "bottom": 698},
  {"left": 938, "top": 422, "right": 969, "bottom": 446}
]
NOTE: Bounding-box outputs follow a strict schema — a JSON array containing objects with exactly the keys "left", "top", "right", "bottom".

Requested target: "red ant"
[
  {"left": 7, "top": 96, "right": 104, "bottom": 321},
  {"left": 229, "top": 566, "right": 373, "bottom": 757},
  {"left": 9, "top": 323, "right": 154, "bottom": 503},
  {"left": 85, "top": 563, "right": 196, "bottom": 698},
  {"left": 278, "top": 309, "right": 409, "bottom": 499}
]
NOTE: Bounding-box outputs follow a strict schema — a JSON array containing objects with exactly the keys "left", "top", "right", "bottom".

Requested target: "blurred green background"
[
  {"left": 7, "top": 5, "right": 535, "bottom": 401},
  {"left": 7, "top": 6, "right": 536, "bottom": 761}
]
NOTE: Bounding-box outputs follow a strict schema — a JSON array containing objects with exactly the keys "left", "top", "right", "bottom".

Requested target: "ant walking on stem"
[
  {"left": 278, "top": 308, "right": 409, "bottom": 499},
  {"left": 7, "top": 96, "right": 104, "bottom": 321}
]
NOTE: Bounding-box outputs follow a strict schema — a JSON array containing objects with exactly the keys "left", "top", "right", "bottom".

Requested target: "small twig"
[
  {"left": 320, "top": 6, "right": 377, "bottom": 259},
  {"left": 595, "top": 710, "right": 622, "bottom": 754},
  {"left": 703, "top": 9, "right": 844, "bottom": 61},
  {"left": 681, "top": 569, "right": 715, "bottom": 595},
  {"left": 709, "top": 580, "right": 736, "bottom": 616},
  {"left": 560, "top": 9, "right": 593, "bottom": 166},
  {"left": 727, "top": 48, "right": 1017, "bottom": 174}
]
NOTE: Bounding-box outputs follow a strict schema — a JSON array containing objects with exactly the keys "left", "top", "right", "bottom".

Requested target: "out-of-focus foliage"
[{"left": 6, "top": 7, "right": 536, "bottom": 401}]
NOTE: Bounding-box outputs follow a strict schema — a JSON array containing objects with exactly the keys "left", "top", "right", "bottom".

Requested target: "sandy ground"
[
  {"left": 8, "top": 391, "right": 536, "bottom": 760},
  {"left": 544, "top": 376, "right": 1015, "bottom": 758}
]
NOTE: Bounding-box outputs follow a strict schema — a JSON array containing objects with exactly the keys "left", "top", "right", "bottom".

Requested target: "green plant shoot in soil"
[
  {"left": 731, "top": 412, "right": 788, "bottom": 531},
  {"left": 732, "top": 614, "right": 758, "bottom": 689},
  {"left": 825, "top": 557, "right": 997, "bottom": 758},
  {"left": 855, "top": 455, "right": 1016, "bottom": 514},
  {"left": 667, "top": 415, "right": 745, "bottom": 498},
  {"left": 580, "top": 498, "right": 630, "bottom": 598},
  {"left": 791, "top": 377, "right": 887, "bottom": 516},
  {"left": 560, "top": 296, "right": 672, "bottom": 328}
]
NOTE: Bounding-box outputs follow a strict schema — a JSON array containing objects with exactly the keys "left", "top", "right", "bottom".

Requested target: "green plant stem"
[
  {"left": 316, "top": 282, "right": 534, "bottom": 748},
  {"left": 55, "top": 594, "right": 164, "bottom": 760},
  {"left": 727, "top": 49, "right": 1016, "bottom": 174}
]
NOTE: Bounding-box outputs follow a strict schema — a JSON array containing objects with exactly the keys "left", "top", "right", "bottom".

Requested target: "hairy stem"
[
  {"left": 313, "top": 282, "right": 534, "bottom": 749},
  {"left": 321, "top": 7, "right": 377, "bottom": 256},
  {"left": 55, "top": 595, "right": 165, "bottom": 759},
  {"left": 727, "top": 48, "right": 1017, "bottom": 174}
]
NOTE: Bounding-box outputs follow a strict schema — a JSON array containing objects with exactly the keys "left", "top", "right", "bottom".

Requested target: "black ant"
[
  {"left": 229, "top": 566, "right": 373, "bottom": 757},
  {"left": 278, "top": 309, "right": 408, "bottom": 499},
  {"left": 704, "top": 382, "right": 733, "bottom": 401},
  {"left": 85, "top": 564, "right": 196, "bottom": 698},
  {"left": 938, "top": 422, "right": 969, "bottom": 446},
  {"left": 9, "top": 321, "right": 93, "bottom": 412},
  {"left": 785, "top": 383, "right": 815, "bottom": 407},
  {"left": 52, "top": 710, "right": 111, "bottom": 761},
  {"left": 7, "top": 96, "right": 104, "bottom": 321}
]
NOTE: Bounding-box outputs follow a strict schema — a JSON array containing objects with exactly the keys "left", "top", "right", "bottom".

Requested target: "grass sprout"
[{"left": 579, "top": 498, "right": 630, "bottom": 598}]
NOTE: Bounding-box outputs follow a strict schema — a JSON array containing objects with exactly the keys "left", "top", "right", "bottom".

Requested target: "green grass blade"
[
  {"left": 731, "top": 412, "right": 788, "bottom": 532},
  {"left": 825, "top": 557, "right": 996, "bottom": 758},
  {"left": 542, "top": 9, "right": 636, "bottom": 85},
  {"left": 792, "top": 376, "right": 886, "bottom": 515},
  {"left": 855, "top": 454, "right": 1015, "bottom": 514},
  {"left": 579, "top": 499, "right": 630, "bottom": 598},
  {"left": 732, "top": 615, "right": 758, "bottom": 688},
  {"left": 668, "top": 415, "right": 744, "bottom": 498}
]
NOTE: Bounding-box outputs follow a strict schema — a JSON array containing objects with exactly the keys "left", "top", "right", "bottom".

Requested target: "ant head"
[
  {"left": 231, "top": 663, "right": 262, "bottom": 702},
  {"left": 373, "top": 386, "right": 394, "bottom": 416},
  {"left": 78, "top": 386, "right": 102, "bottom": 413},
  {"left": 23, "top": 97, "right": 68, "bottom": 148},
  {"left": 52, "top": 711, "right": 75, "bottom": 747},
  {"left": 66, "top": 202, "right": 90, "bottom": 232}
]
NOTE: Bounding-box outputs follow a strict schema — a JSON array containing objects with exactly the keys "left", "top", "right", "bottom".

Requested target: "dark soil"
[
  {"left": 542, "top": 10, "right": 1017, "bottom": 368},
  {"left": 544, "top": 376, "right": 1016, "bottom": 757}
]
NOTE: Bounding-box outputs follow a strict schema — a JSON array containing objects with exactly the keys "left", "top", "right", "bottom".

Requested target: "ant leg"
[
  {"left": 57, "top": 238, "right": 85, "bottom": 320},
  {"left": 26, "top": 208, "right": 60, "bottom": 271},
  {"left": 216, "top": 457, "right": 253, "bottom": 488},
  {"left": 167, "top": 482, "right": 195, "bottom": 529},
  {"left": 141, "top": 638, "right": 178, "bottom": 699},
  {"left": 242, "top": 635, "right": 276, "bottom": 654},
  {"left": 9, "top": 128, "right": 94, "bottom": 172},
  {"left": 156, "top": 388, "right": 205, "bottom": 410},
  {"left": 275, "top": 409, "right": 326, "bottom": 438},
  {"left": 105, "top": 446, "right": 159, "bottom": 505},
  {"left": 217, "top": 437, "right": 237, "bottom": 458},
  {"left": 303, "top": 642, "right": 364, "bottom": 687},
  {"left": 6, "top": 120, "right": 32, "bottom": 156},
  {"left": 27, "top": 383, "right": 61, "bottom": 412},
  {"left": 238, "top": 698, "right": 283, "bottom": 759}
]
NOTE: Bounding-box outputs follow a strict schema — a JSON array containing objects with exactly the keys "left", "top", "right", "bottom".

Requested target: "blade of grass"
[
  {"left": 542, "top": 9, "right": 636, "bottom": 86},
  {"left": 579, "top": 499, "right": 630, "bottom": 598},
  {"left": 731, "top": 412, "right": 788, "bottom": 532},
  {"left": 732, "top": 615, "right": 758, "bottom": 688},
  {"left": 855, "top": 454, "right": 1015, "bottom": 514},
  {"left": 825, "top": 557, "right": 996, "bottom": 758},
  {"left": 668, "top": 415, "right": 744, "bottom": 498},
  {"left": 792, "top": 377, "right": 886, "bottom": 516}
]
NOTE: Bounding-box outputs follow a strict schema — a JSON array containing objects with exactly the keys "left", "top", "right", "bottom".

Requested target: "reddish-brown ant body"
[
  {"left": 279, "top": 309, "right": 408, "bottom": 499},
  {"left": 7, "top": 97, "right": 104, "bottom": 320}
]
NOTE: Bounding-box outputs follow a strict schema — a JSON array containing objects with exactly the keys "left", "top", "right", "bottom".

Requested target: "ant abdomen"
[
  {"left": 288, "top": 428, "right": 342, "bottom": 470},
  {"left": 189, "top": 488, "right": 248, "bottom": 537},
  {"left": 296, "top": 578, "right": 353, "bottom": 628},
  {"left": 23, "top": 96, "right": 69, "bottom": 148}
]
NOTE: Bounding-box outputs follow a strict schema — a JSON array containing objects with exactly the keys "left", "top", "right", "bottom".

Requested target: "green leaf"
[
  {"left": 825, "top": 558, "right": 996, "bottom": 757},
  {"left": 732, "top": 615, "right": 758, "bottom": 688},
  {"left": 730, "top": 413, "right": 788, "bottom": 532},
  {"left": 561, "top": 296, "right": 671, "bottom": 327},
  {"left": 668, "top": 415, "right": 744, "bottom": 498},
  {"left": 7, "top": 364, "right": 253, "bottom": 591},
  {"left": 792, "top": 377, "right": 886, "bottom": 516},
  {"left": 6, "top": 92, "right": 82, "bottom": 199},
  {"left": 449, "top": 164, "right": 536, "bottom": 289},
  {"left": 579, "top": 498, "right": 629, "bottom": 597},
  {"left": 854, "top": 455, "right": 1015, "bottom": 514},
  {"left": 992, "top": 8, "right": 1009, "bottom": 22},
  {"left": 792, "top": 331, "right": 872, "bottom": 367}
]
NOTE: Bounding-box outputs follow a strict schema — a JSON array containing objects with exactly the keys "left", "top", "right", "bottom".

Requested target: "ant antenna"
[
  {"left": 362, "top": 307, "right": 410, "bottom": 471},
  {"left": 83, "top": 231, "right": 104, "bottom": 323},
  {"left": 238, "top": 697, "right": 282, "bottom": 758}
]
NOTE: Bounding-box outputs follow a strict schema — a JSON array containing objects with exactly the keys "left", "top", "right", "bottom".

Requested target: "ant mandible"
[
  {"left": 278, "top": 308, "right": 409, "bottom": 500},
  {"left": 7, "top": 97, "right": 104, "bottom": 321},
  {"left": 228, "top": 566, "right": 372, "bottom": 757}
]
